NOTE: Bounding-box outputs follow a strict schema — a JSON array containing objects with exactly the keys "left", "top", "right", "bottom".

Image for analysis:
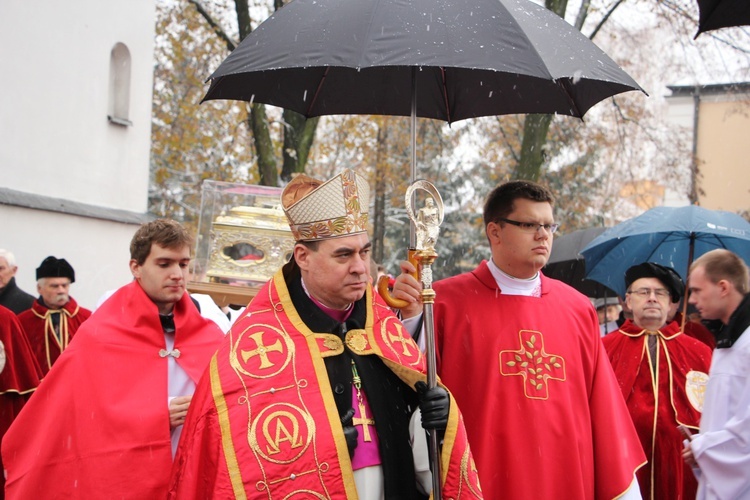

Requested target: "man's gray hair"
[{"left": 0, "top": 249, "right": 16, "bottom": 267}]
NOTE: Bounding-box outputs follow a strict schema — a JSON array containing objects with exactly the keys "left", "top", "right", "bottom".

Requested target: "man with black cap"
[
  {"left": 17, "top": 256, "right": 91, "bottom": 375},
  {"left": 168, "top": 169, "right": 482, "bottom": 499},
  {"left": 603, "top": 261, "right": 712, "bottom": 500}
]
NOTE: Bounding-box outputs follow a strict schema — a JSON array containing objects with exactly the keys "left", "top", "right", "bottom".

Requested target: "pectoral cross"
[{"left": 352, "top": 401, "right": 375, "bottom": 442}]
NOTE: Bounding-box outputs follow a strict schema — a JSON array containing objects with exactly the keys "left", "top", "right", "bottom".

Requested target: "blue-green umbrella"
[{"left": 581, "top": 205, "right": 750, "bottom": 297}]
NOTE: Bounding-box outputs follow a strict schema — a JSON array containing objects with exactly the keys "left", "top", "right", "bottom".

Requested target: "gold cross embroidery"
[
  {"left": 500, "top": 330, "right": 566, "bottom": 400},
  {"left": 352, "top": 401, "right": 375, "bottom": 442},
  {"left": 241, "top": 331, "right": 284, "bottom": 369}
]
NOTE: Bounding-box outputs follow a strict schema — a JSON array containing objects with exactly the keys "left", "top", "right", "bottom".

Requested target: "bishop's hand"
[
  {"left": 415, "top": 381, "right": 449, "bottom": 432},
  {"left": 340, "top": 408, "right": 358, "bottom": 458}
]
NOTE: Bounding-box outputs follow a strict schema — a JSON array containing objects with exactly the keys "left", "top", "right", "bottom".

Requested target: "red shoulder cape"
[
  {"left": 168, "top": 269, "right": 483, "bottom": 499},
  {"left": 0, "top": 306, "right": 42, "bottom": 498},
  {"left": 2, "top": 282, "right": 224, "bottom": 499},
  {"left": 602, "top": 319, "right": 712, "bottom": 500},
  {"left": 16, "top": 296, "right": 91, "bottom": 374}
]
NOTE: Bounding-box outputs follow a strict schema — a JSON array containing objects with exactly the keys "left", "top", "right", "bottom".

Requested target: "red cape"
[
  {"left": 432, "top": 261, "right": 645, "bottom": 499},
  {"left": 0, "top": 306, "right": 42, "bottom": 500},
  {"left": 2, "top": 281, "right": 224, "bottom": 499},
  {"left": 169, "top": 269, "right": 482, "bottom": 499},
  {"left": 603, "top": 319, "right": 712, "bottom": 500},
  {"left": 674, "top": 311, "right": 716, "bottom": 349},
  {"left": 17, "top": 296, "right": 91, "bottom": 374}
]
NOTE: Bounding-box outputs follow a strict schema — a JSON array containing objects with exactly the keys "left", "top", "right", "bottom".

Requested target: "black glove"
[
  {"left": 415, "top": 381, "right": 449, "bottom": 432},
  {"left": 340, "top": 407, "right": 358, "bottom": 458}
]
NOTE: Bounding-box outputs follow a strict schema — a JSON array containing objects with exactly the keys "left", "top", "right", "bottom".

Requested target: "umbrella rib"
[
  {"left": 306, "top": 67, "right": 330, "bottom": 117},
  {"left": 440, "top": 67, "right": 451, "bottom": 124}
]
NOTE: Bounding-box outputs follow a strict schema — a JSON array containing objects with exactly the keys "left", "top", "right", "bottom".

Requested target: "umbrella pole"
[
  {"left": 681, "top": 233, "right": 696, "bottom": 332},
  {"left": 410, "top": 67, "right": 418, "bottom": 248}
]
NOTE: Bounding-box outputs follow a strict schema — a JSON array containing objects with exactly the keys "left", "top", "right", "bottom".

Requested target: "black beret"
[
  {"left": 36, "top": 256, "right": 75, "bottom": 283},
  {"left": 625, "top": 262, "right": 684, "bottom": 303}
]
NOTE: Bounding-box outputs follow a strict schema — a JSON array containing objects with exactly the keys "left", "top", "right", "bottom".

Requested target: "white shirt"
[{"left": 692, "top": 324, "right": 750, "bottom": 500}]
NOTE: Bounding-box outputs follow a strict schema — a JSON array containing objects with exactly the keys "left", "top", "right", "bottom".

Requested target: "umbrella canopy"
[
  {"left": 543, "top": 227, "right": 617, "bottom": 298},
  {"left": 203, "top": 0, "right": 644, "bottom": 122},
  {"left": 695, "top": 0, "right": 750, "bottom": 37},
  {"left": 581, "top": 205, "right": 750, "bottom": 298}
]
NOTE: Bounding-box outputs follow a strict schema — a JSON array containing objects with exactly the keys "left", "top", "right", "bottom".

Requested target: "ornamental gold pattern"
[{"left": 499, "top": 330, "right": 566, "bottom": 400}]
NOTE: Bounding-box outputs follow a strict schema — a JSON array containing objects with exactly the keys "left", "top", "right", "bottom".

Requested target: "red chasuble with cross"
[
  {"left": 2, "top": 281, "right": 224, "bottom": 499},
  {"left": 603, "top": 319, "right": 712, "bottom": 500},
  {"left": 432, "top": 261, "right": 646, "bottom": 500},
  {"left": 168, "top": 268, "right": 483, "bottom": 499}
]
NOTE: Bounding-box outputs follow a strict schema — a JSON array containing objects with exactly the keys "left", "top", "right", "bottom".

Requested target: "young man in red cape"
[
  {"left": 0, "top": 305, "right": 43, "bottom": 499},
  {"left": 17, "top": 256, "right": 92, "bottom": 375},
  {"left": 168, "top": 170, "right": 482, "bottom": 499},
  {"left": 2, "top": 219, "right": 224, "bottom": 498},
  {"left": 603, "top": 262, "right": 712, "bottom": 500},
  {"left": 394, "top": 180, "right": 646, "bottom": 499}
]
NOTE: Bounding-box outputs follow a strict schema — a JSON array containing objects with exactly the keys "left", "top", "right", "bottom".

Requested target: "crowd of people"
[{"left": 0, "top": 170, "right": 747, "bottom": 499}]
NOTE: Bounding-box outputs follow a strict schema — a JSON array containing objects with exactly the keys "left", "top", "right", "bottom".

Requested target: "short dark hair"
[
  {"left": 130, "top": 219, "right": 193, "bottom": 265},
  {"left": 483, "top": 180, "right": 555, "bottom": 228},
  {"left": 691, "top": 249, "right": 749, "bottom": 295}
]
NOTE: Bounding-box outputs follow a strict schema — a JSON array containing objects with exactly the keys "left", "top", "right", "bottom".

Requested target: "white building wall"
[
  {"left": 0, "top": 206, "right": 135, "bottom": 310},
  {"left": 0, "top": 0, "right": 155, "bottom": 211},
  {"left": 0, "top": 0, "right": 156, "bottom": 310}
]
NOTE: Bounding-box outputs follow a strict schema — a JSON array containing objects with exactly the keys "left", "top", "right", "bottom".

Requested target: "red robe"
[
  {"left": 2, "top": 281, "right": 224, "bottom": 499},
  {"left": 603, "top": 319, "right": 712, "bottom": 500},
  {"left": 0, "top": 306, "right": 42, "bottom": 500},
  {"left": 17, "top": 296, "right": 91, "bottom": 374},
  {"left": 168, "top": 268, "right": 483, "bottom": 499},
  {"left": 674, "top": 311, "right": 716, "bottom": 350},
  {"left": 432, "top": 261, "right": 645, "bottom": 499}
]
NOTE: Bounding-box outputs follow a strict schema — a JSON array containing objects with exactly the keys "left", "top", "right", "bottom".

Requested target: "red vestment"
[
  {"left": 2, "top": 281, "right": 224, "bottom": 499},
  {"left": 168, "top": 269, "right": 483, "bottom": 499},
  {"left": 674, "top": 311, "right": 716, "bottom": 350},
  {"left": 17, "top": 296, "right": 91, "bottom": 374},
  {"left": 0, "top": 306, "right": 42, "bottom": 499},
  {"left": 603, "top": 319, "right": 712, "bottom": 500},
  {"left": 432, "top": 261, "right": 645, "bottom": 499}
]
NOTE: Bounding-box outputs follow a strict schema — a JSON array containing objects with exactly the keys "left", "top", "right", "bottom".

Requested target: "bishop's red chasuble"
[
  {"left": 2, "top": 282, "right": 224, "bottom": 499},
  {"left": 17, "top": 296, "right": 91, "bottom": 374},
  {"left": 432, "top": 261, "right": 645, "bottom": 499},
  {"left": 0, "top": 306, "right": 42, "bottom": 499},
  {"left": 603, "top": 319, "right": 712, "bottom": 500},
  {"left": 168, "top": 269, "right": 483, "bottom": 499}
]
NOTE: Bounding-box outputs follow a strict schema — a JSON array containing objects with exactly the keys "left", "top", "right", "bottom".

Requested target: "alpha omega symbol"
[{"left": 249, "top": 403, "right": 314, "bottom": 464}]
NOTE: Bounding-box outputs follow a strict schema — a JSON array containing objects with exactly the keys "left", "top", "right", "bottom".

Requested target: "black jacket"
[{"left": 0, "top": 277, "right": 35, "bottom": 314}]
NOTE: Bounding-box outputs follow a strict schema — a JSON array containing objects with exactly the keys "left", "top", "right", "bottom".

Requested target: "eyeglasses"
[
  {"left": 498, "top": 218, "right": 560, "bottom": 234},
  {"left": 626, "top": 288, "right": 671, "bottom": 299}
]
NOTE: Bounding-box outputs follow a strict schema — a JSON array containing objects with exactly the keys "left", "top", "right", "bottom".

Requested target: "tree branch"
[{"left": 188, "top": 0, "right": 237, "bottom": 52}]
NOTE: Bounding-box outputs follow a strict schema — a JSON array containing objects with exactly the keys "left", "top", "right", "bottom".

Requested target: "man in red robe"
[
  {"left": 16, "top": 256, "right": 91, "bottom": 374},
  {"left": 395, "top": 180, "right": 645, "bottom": 499},
  {"left": 603, "top": 262, "right": 712, "bottom": 500},
  {"left": 3, "top": 219, "right": 224, "bottom": 499},
  {"left": 0, "top": 306, "right": 42, "bottom": 499},
  {"left": 169, "top": 170, "right": 482, "bottom": 499}
]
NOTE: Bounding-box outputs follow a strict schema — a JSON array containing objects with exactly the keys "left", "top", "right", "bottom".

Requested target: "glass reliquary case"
[{"left": 188, "top": 180, "right": 294, "bottom": 306}]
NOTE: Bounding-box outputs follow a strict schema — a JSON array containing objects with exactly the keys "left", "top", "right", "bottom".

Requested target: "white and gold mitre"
[{"left": 281, "top": 169, "right": 369, "bottom": 242}]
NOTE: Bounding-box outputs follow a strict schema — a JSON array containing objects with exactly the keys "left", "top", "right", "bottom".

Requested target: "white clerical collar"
[{"left": 487, "top": 259, "right": 542, "bottom": 297}]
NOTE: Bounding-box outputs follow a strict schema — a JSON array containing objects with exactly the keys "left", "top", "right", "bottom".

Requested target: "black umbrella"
[
  {"left": 544, "top": 227, "right": 618, "bottom": 298},
  {"left": 204, "top": 0, "right": 644, "bottom": 186},
  {"left": 695, "top": 0, "right": 750, "bottom": 37}
]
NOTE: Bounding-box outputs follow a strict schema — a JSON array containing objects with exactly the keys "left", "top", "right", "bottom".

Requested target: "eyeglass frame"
[
  {"left": 626, "top": 287, "right": 671, "bottom": 299},
  {"left": 497, "top": 218, "right": 560, "bottom": 234}
]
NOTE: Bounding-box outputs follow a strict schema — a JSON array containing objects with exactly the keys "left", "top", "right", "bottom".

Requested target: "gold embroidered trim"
[
  {"left": 316, "top": 334, "right": 344, "bottom": 357},
  {"left": 345, "top": 329, "right": 368, "bottom": 353}
]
